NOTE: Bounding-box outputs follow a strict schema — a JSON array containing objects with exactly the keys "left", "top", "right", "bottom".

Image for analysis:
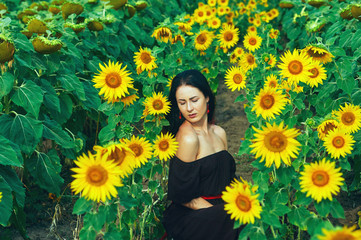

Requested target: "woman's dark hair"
[{"left": 166, "top": 69, "right": 215, "bottom": 136}]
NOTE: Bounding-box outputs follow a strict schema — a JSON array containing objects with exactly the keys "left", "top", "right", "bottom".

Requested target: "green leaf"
[
  {"left": 237, "top": 139, "right": 251, "bottom": 156},
  {"left": 294, "top": 191, "right": 313, "bottom": 206},
  {"left": 337, "top": 76, "right": 355, "bottom": 95},
  {"left": 0, "top": 135, "right": 22, "bottom": 167},
  {"left": 11, "top": 80, "right": 43, "bottom": 118},
  {"left": 270, "top": 188, "right": 288, "bottom": 205},
  {"left": 98, "top": 125, "right": 115, "bottom": 145},
  {"left": 86, "top": 211, "right": 106, "bottom": 232},
  {"left": 314, "top": 199, "right": 332, "bottom": 217},
  {"left": 276, "top": 167, "right": 295, "bottom": 186},
  {"left": 118, "top": 188, "right": 138, "bottom": 209},
  {"left": 48, "top": 93, "right": 73, "bottom": 125},
  {"left": 330, "top": 199, "right": 345, "bottom": 219},
  {"left": 0, "top": 114, "right": 43, "bottom": 154},
  {"left": 79, "top": 226, "right": 96, "bottom": 240},
  {"left": 72, "top": 197, "right": 94, "bottom": 215},
  {"left": 293, "top": 98, "right": 305, "bottom": 110},
  {"left": 0, "top": 166, "right": 25, "bottom": 207},
  {"left": 0, "top": 176, "right": 13, "bottom": 226},
  {"left": 58, "top": 74, "right": 86, "bottom": 101},
  {"left": 83, "top": 81, "right": 101, "bottom": 110},
  {"left": 261, "top": 210, "right": 282, "bottom": 228},
  {"left": 27, "top": 150, "right": 64, "bottom": 195},
  {"left": 252, "top": 171, "right": 269, "bottom": 195},
  {"left": 339, "top": 29, "right": 353, "bottom": 48},
  {"left": 40, "top": 80, "right": 60, "bottom": 113},
  {"left": 121, "top": 106, "right": 134, "bottom": 122},
  {"left": 13, "top": 33, "right": 35, "bottom": 52},
  {"left": 273, "top": 204, "right": 291, "bottom": 216},
  {"left": 234, "top": 94, "right": 245, "bottom": 103},
  {"left": 288, "top": 206, "right": 312, "bottom": 229},
  {"left": 0, "top": 72, "right": 14, "bottom": 98},
  {"left": 43, "top": 117, "right": 75, "bottom": 149}
]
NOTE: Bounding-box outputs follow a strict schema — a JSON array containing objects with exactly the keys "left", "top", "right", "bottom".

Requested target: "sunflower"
[
  {"left": 218, "top": 0, "right": 229, "bottom": 6},
  {"left": 92, "top": 60, "right": 133, "bottom": 103},
  {"left": 278, "top": 49, "right": 313, "bottom": 84},
  {"left": 122, "top": 136, "right": 153, "bottom": 167},
  {"left": 172, "top": 34, "right": 185, "bottom": 46},
  {"left": 229, "top": 52, "right": 238, "bottom": 63},
  {"left": 266, "top": 54, "right": 277, "bottom": 69},
  {"left": 239, "top": 52, "right": 257, "bottom": 71},
  {"left": 207, "top": 17, "right": 221, "bottom": 29},
  {"left": 151, "top": 27, "right": 172, "bottom": 43},
  {"left": 134, "top": 47, "right": 158, "bottom": 75},
  {"left": 222, "top": 179, "right": 262, "bottom": 224},
  {"left": 233, "top": 47, "right": 244, "bottom": 58},
  {"left": 153, "top": 132, "right": 178, "bottom": 161},
  {"left": 323, "top": 128, "right": 355, "bottom": 159},
  {"left": 302, "top": 45, "right": 334, "bottom": 64},
  {"left": 217, "top": 6, "right": 227, "bottom": 16},
  {"left": 299, "top": 158, "right": 344, "bottom": 203},
  {"left": 194, "top": 30, "right": 214, "bottom": 51},
  {"left": 250, "top": 122, "right": 301, "bottom": 168},
  {"left": 317, "top": 225, "right": 361, "bottom": 240},
  {"left": 166, "top": 75, "right": 175, "bottom": 89},
  {"left": 243, "top": 32, "right": 262, "bottom": 52},
  {"left": 225, "top": 66, "right": 247, "bottom": 91},
  {"left": 0, "top": 191, "right": 2, "bottom": 203},
  {"left": 143, "top": 92, "right": 171, "bottom": 115},
  {"left": 174, "top": 21, "right": 192, "bottom": 32},
  {"left": 194, "top": 8, "right": 207, "bottom": 23},
  {"left": 208, "top": 0, "right": 216, "bottom": 7},
  {"left": 93, "top": 143, "right": 137, "bottom": 178},
  {"left": 71, "top": 152, "right": 123, "bottom": 202},
  {"left": 317, "top": 119, "right": 339, "bottom": 140},
  {"left": 201, "top": 68, "right": 210, "bottom": 74},
  {"left": 304, "top": 61, "right": 327, "bottom": 88},
  {"left": 217, "top": 24, "right": 239, "bottom": 50},
  {"left": 264, "top": 74, "right": 279, "bottom": 88},
  {"left": 252, "top": 87, "right": 287, "bottom": 120},
  {"left": 334, "top": 103, "right": 361, "bottom": 134},
  {"left": 120, "top": 93, "right": 139, "bottom": 107}
]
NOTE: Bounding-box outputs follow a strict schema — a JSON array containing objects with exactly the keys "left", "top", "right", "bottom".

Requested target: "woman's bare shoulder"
[
  {"left": 176, "top": 123, "right": 199, "bottom": 162},
  {"left": 211, "top": 124, "right": 227, "bottom": 149}
]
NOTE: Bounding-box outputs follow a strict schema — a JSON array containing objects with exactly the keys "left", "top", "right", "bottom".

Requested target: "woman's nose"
[{"left": 186, "top": 102, "right": 193, "bottom": 112}]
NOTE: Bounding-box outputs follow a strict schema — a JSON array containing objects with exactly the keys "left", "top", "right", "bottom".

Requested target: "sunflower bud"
[
  {"left": 135, "top": 1, "right": 148, "bottom": 11},
  {"left": 351, "top": 4, "right": 361, "bottom": 20}
]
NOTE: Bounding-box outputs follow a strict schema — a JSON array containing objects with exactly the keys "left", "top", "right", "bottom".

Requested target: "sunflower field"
[{"left": 0, "top": 0, "right": 361, "bottom": 239}]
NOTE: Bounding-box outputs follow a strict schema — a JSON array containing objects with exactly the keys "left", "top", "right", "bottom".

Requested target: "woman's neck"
[{"left": 189, "top": 115, "right": 209, "bottom": 133}]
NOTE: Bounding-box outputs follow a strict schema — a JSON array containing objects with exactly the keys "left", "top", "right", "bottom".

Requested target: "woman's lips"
[{"left": 189, "top": 113, "right": 197, "bottom": 118}]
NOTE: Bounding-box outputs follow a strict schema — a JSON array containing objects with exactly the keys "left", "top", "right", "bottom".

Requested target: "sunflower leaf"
[
  {"left": 0, "top": 135, "right": 22, "bottom": 167},
  {"left": 0, "top": 176, "right": 13, "bottom": 226},
  {"left": 0, "top": 72, "right": 14, "bottom": 98}
]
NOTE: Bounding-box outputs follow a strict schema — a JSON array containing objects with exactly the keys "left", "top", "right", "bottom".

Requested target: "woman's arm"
[{"left": 183, "top": 197, "right": 213, "bottom": 210}]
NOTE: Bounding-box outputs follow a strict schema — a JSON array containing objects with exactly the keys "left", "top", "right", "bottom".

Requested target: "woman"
[{"left": 162, "top": 69, "right": 241, "bottom": 240}]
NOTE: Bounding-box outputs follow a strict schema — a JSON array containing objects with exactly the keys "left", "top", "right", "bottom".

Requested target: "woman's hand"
[{"left": 182, "top": 197, "right": 213, "bottom": 210}]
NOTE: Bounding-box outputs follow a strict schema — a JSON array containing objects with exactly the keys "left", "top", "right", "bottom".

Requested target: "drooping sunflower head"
[
  {"left": 120, "top": 93, "right": 139, "bottom": 107},
  {"left": 153, "top": 132, "right": 178, "bottom": 161},
  {"left": 250, "top": 122, "right": 301, "bottom": 168},
  {"left": 174, "top": 21, "right": 192, "bottom": 32},
  {"left": 143, "top": 92, "right": 171, "bottom": 116},
  {"left": 225, "top": 66, "right": 247, "bottom": 91},
  {"left": 302, "top": 45, "right": 334, "bottom": 64},
  {"left": 304, "top": 61, "right": 327, "bottom": 88},
  {"left": 194, "top": 30, "right": 214, "bottom": 51},
  {"left": 243, "top": 32, "right": 262, "bottom": 52},
  {"left": 264, "top": 74, "right": 279, "bottom": 88},
  {"left": 222, "top": 179, "right": 262, "bottom": 224},
  {"left": 251, "top": 87, "right": 288, "bottom": 120},
  {"left": 151, "top": 27, "right": 172, "bottom": 43},
  {"left": 299, "top": 158, "right": 344, "bottom": 203},
  {"left": 133, "top": 47, "right": 158, "bottom": 74},
  {"left": 217, "top": 24, "right": 239, "bottom": 49},
  {"left": 317, "top": 119, "right": 339, "bottom": 140},
  {"left": 323, "top": 128, "right": 355, "bottom": 159},
  {"left": 92, "top": 60, "right": 134, "bottom": 103},
  {"left": 334, "top": 103, "right": 361, "bottom": 134},
  {"left": 122, "top": 135, "right": 153, "bottom": 167},
  {"left": 317, "top": 225, "right": 361, "bottom": 240},
  {"left": 172, "top": 34, "right": 185, "bottom": 46},
  {"left": 71, "top": 151, "right": 123, "bottom": 202},
  {"left": 239, "top": 52, "right": 257, "bottom": 71}
]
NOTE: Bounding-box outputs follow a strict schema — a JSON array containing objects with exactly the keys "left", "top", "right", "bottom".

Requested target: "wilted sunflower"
[
  {"left": 92, "top": 60, "right": 133, "bottom": 103},
  {"left": 222, "top": 179, "right": 262, "bottom": 224},
  {"left": 252, "top": 87, "right": 287, "bottom": 120},
  {"left": 225, "top": 66, "right": 247, "bottom": 91},
  {"left": 194, "top": 30, "right": 214, "bottom": 51},
  {"left": 172, "top": 34, "right": 185, "bottom": 46},
  {"left": 207, "top": 17, "right": 221, "bottom": 29},
  {"left": 302, "top": 45, "right": 334, "bottom": 64},
  {"left": 304, "top": 61, "right": 327, "bottom": 88},
  {"left": 93, "top": 143, "right": 136, "bottom": 178},
  {"left": 317, "top": 225, "right": 361, "bottom": 240},
  {"left": 266, "top": 54, "right": 277, "bottom": 69},
  {"left": 122, "top": 136, "right": 153, "bottom": 167},
  {"left": 299, "top": 158, "right": 344, "bottom": 203},
  {"left": 71, "top": 152, "right": 123, "bottom": 202},
  {"left": 323, "top": 128, "right": 355, "bottom": 159},
  {"left": 317, "top": 119, "right": 339, "bottom": 140},
  {"left": 250, "top": 122, "right": 301, "bottom": 168},
  {"left": 153, "top": 132, "right": 178, "bottom": 161},
  {"left": 239, "top": 52, "right": 257, "bottom": 71},
  {"left": 151, "top": 27, "right": 172, "bottom": 43},
  {"left": 174, "top": 21, "right": 192, "bottom": 32},
  {"left": 120, "top": 93, "right": 139, "bottom": 107},
  {"left": 334, "top": 103, "right": 361, "bottom": 134},
  {"left": 278, "top": 49, "right": 313, "bottom": 84},
  {"left": 143, "top": 92, "right": 171, "bottom": 115},
  {"left": 134, "top": 47, "right": 158, "bottom": 75},
  {"left": 217, "top": 24, "right": 239, "bottom": 50},
  {"left": 264, "top": 74, "right": 279, "bottom": 88},
  {"left": 243, "top": 32, "right": 262, "bottom": 52}
]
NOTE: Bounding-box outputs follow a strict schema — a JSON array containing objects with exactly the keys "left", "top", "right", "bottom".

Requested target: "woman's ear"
[{"left": 206, "top": 96, "right": 209, "bottom": 103}]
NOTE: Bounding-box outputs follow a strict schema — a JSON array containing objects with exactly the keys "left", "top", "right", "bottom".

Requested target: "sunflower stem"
[{"left": 270, "top": 225, "right": 277, "bottom": 239}]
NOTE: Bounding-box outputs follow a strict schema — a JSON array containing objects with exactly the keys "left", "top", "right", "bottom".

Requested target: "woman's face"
[{"left": 175, "top": 85, "right": 209, "bottom": 123}]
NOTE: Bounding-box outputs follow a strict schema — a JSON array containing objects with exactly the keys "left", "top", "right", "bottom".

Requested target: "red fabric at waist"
[{"left": 201, "top": 195, "right": 222, "bottom": 200}]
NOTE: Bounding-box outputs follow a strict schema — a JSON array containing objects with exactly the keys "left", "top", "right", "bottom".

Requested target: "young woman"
[{"left": 162, "top": 70, "right": 241, "bottom": 240}]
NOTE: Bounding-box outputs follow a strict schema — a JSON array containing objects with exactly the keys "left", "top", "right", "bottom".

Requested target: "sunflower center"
[
  {"left": 269, "top": 81, "right": 277, "bottom": 88},
  {"left": 197, "top": 33, "right": 207, "bottom": 44},
  {"left": 86, "top": 165, "right": 108, "bottom": 186},
  {"left": 260, "top": 94, "right": 275, "bottom": 109},
  {"left": 264, "top": 132, "right": 287, "bottom": 152},
  {"left": 108, "top": 147, "right": 126, "bottom": 166},
  {"left": 153, "top": 99, "right": 164, "bottom": 110},
  {"left": 159, "top": 140, "right": 169, "bottom": 151},
  {"left": 129, "top": 143, "right": 143, "bottom": 157},
  {"left": 198, "top": 11, "right": 204, "bottom": 17},
  {"left": 224, "top": 31, "right": 234, "bottom": 41},
  {"left": 309, "top": 67, "right": 319, "bottom": 78},
  {"left": 233, "top": 74, "right": 243, "bottom": 84},
  {"left": 235, "top": 195, "right": 251, "bottom": 212},
  {"left": 105, "top": 73, "right": 122, "bottom": 88},
  {"left": 288, "top": 60, "right": 303, "bottom": 75},
  {"left": 330, "top": 232, "right": 356, "bottom": 240},
  {"left": 312, "top": 170, "right": 329, "bottom": 187},
  {"left": 249, "top": 37, "right": 257, "bottom": 46},
  {"left": 332, "top": 136, "right": 345, "bottom": 148},
  {"left": 247, "top": 55, "right": 255, "bottom": 65},
  {"left": 140, "top": 52, "right": 152, "bottom": 64},
  {"left": 213, "top": 20, "right": 218, "bottom": 25},
  {"left": 341, "top": 112, "right": 355, "bottom": 125},
  {"left": 206, "top": 11, "right": 212, "bottom": 17},
  {"left": 160, "top": 29, "right": 170, "bottom": 38},
  {"left": 307, "top": 49, "right": 326, "bottom": 58}
]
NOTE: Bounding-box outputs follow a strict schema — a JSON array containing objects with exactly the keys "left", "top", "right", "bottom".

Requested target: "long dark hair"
[{"left": 166, "top": 69, "right": 215, "bottom": 136}]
